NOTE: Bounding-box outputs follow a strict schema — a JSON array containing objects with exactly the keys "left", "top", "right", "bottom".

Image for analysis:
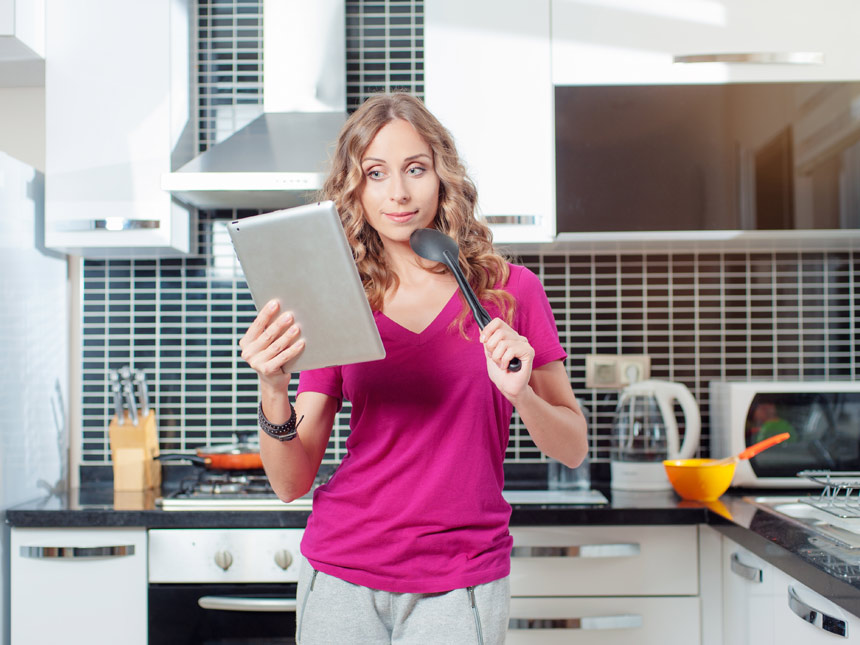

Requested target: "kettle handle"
[
  {"left": 653, "top": 393, "right": 680, "bottom": 456},
  {"left": 656, "top": 381, "right": 701, "bottom": 459}
]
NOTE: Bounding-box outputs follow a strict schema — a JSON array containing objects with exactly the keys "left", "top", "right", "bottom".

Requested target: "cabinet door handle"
[
  {"left": 673, "top": 52, "right": 824, "bottom": 65},
  {"left": 20, "top": 545, "right": 135, "bottom": 559},
  {"left": 483, "top": 215, "right": 540, "bottom": 225},
  {"left": 511, "top": 543, "right": 640, "bottom": 558},
  {"left": 54, "top": 218, "right": 161, "bottom": 232},
  {"left": 787, "top": 586, "right": 848, "bottom": 637},
  {"left": 509, "top": 614, "right": 643, "bottom": 630},
  {"left": 197, "top": 596, "right": 298, "bottom": 613},
  {"left": 730, "top": 552, "right": 763, "bottom": 583}
]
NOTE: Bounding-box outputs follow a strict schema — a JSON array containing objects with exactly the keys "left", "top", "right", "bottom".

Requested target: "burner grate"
[{"left": 155, "top": 468, "right": 333, "bottom": 510}]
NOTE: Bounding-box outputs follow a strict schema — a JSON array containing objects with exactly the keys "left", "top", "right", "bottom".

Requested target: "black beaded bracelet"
[{"left": 258, "top": 402, "right": 303, "bottom": 442}]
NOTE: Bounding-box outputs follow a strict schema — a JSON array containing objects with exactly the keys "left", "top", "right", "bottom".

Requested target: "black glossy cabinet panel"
[{"left": 555, "top": 83, "right": 860, "bottom": 233}]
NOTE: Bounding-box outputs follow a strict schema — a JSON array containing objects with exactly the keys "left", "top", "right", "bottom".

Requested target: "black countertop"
[
  {"left": 6, "top": 484, "right": 860, "bottom": 617},
  {"left": 3, "top": 485, "right": 704, "bottom": 529}
]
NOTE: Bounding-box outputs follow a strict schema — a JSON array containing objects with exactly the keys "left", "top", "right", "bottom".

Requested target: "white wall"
[
  {"left": 0, "top": 151, "right": 68, "bottom": 645},
  {"left": 0, "top": 86, "right": 45, "bottom": 171}
]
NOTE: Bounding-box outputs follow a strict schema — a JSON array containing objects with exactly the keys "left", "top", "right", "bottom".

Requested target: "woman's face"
[{"left": 358, "top": 118, "right": 440, "bottom": 248}]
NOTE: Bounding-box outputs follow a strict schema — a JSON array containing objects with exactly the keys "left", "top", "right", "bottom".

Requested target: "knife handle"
[
  {"left": 134, "top": 371, "right": 150, "bottom": 416},
  {"left": 122, "top": 381, "right": 139, "bottom": 426},
  {"left": 110, "top": 381, "right": 124, "bottom": 422}
]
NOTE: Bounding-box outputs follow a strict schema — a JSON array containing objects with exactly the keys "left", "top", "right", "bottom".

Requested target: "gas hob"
[
  {"left": 155, "top": 470, "right": 314, "bottom": 511},
  {"left": 155, "top": 475, "right": 608, "bottom": 512}
]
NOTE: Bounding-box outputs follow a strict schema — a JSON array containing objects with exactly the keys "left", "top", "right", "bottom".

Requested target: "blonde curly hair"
[{"left": 319, "top": 93, "right": 514, "bottom": 334}]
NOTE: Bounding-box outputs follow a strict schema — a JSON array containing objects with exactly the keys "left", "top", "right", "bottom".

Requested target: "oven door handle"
[{"left": 198, "top": 596, "right": 298, "bottom": 613}]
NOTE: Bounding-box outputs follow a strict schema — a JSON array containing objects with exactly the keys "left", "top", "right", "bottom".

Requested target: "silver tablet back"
[{"left": 228, "top": 201, "right": 385, "bottom": 372}]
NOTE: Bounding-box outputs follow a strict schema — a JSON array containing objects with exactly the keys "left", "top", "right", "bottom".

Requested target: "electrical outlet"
[{"left": 585, "top": 354, "right": 651, "bottom": 388}]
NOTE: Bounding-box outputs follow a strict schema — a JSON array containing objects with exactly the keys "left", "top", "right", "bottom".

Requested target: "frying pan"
[{"left": 156, "top": 432, "right": 263, "bottom": 470}]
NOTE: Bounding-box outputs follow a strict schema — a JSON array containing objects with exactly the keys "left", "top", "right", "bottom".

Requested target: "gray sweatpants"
[{"left": 296, "top": 559, "right": 510, "bottom": 644}]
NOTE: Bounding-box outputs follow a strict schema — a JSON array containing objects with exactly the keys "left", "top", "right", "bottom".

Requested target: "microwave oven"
[{"left": 710, "top": 381, "right": 860, "bottom": 488}]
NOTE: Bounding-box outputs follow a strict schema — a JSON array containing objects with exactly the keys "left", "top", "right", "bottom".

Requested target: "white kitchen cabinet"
[
  {"left": 721, "top": 538, "right": 776, "bottom": 645},
  {"left": 0, "top": 0, "right": 44, "bottom": 57},
  {"left": 771, "top": 566, "right": 859, "bottom": 643},
  {"left": 424, "top": 0, "right": 555, "bottom": 244},
  {"left": 552, "top": 0, "right": 860, "bottom": 86},
  {"left": 722, "top": 535, "right": 860, "bottom": 643},
  {"left": 10, "top": 527, "right": 147, "bottom": 645},
  {"left": 508, "top": 596, "right": 699, "bottom": 645},
  {"left": 0, "top": 0, "right": 44, "bottom": 87},
  {"left": 509, "top": 525, "right": 700, "bottom": 644},
  {"left": 510, "top": 524, "right": 699, "bottom": 595},
  {"left": 43, "top": 0, "right": 195, "bottom": 257}
]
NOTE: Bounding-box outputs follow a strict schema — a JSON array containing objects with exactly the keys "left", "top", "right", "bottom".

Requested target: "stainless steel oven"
[{"left": 148, "top": 529, "right": 303, "bottom": 645}]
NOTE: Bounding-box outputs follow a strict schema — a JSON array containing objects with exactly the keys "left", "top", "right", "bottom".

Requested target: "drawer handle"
[
  {"left": 54, "top": 218, "right": 161, "bottom": 232},
  {"left": 20, "top": 545, "right": 135, "bottom": 559},
  {"left": 198, "top": 596, "right": 298, "bottom": 613},
  {"left": 787, "top": 586, "right": 848, "bottom": 637},
  {"left": 730, "top": 552, "right": 763, "bottom": 583},
  {"left": 483, "top": 215, "right": 540, "bottom": 225},
  {"left": 511, "top": 543, "right": 640, "bottom": 558},
  {"left": 673, "top": 52, "right": 824, "bottom": 65},
  {"left": 509, "top": 614, "right": 643, "bottom": 631}
]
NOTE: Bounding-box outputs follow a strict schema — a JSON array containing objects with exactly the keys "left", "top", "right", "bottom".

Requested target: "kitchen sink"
[{"left": 747, "top": 495, "right": 860, "bottom": 549}]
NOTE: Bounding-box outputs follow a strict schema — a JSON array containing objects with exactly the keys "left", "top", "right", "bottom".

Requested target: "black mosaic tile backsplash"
[{"left": 80, "top": 216, "right": 860, "bottom": 469}]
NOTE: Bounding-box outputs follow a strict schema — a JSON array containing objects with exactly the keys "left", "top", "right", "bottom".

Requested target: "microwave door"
[{"left": 744, "top": 392, "right": 860, "bottom": 480}]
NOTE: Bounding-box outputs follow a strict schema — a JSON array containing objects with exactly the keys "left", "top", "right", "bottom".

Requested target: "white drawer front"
[
  {"left": 148, "top": 528, "right": 304, "bottom": 583},
  {"left": 510, "top": 525, "right": 698, "bottom": 596},
  {"left": 11, "top": 528, "right": 147, "bottom": 645},
  {"left": 508, "top": 596, "right": 700, "bottom": 645}
]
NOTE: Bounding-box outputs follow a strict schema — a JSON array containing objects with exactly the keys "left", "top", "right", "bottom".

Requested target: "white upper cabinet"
[
  {"left": 424, "top": 0, "right": 555, "bottom": 244},
  {"left": 44, "top": 0, "right": 195, "bottom": 257},
  {"left": 0, "top": 0, "right": 44, "bottom": 57},
  {"left": 552, "top": 0, "right": 860, "bottom": 85},
  {"left": 0, "top": 0, "right": 45, "bottom": 86}
]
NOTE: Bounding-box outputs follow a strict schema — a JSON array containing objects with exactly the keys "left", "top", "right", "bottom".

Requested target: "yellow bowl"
[{"left": 663, "top": 458, "right": 736, "bottom": 501}]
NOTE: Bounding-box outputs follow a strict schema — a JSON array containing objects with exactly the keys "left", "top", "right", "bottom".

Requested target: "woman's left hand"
[{"left": 480, "top": 318, "right": 534, "bottom": 401}]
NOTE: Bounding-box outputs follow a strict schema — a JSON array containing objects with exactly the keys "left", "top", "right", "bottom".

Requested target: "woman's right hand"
[{"left": 239, "top": 299, "right": 306, "bottom": 393}]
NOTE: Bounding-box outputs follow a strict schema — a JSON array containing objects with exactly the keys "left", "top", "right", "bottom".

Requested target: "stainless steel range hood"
[{"left": 162, "top": 0, "right": 346, "bottom": 211}]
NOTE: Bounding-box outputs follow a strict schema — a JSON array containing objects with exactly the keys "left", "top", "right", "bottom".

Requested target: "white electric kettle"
[{"left": 610, "top": 379, "right": 701, "bottom": 491}]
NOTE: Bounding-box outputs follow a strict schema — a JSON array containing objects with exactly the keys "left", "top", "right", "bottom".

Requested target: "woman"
[{"left": 239, "top": 93, "right": 588, "bottom": 644}]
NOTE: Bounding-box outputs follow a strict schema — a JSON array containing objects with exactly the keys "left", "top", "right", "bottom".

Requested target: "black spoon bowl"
[{"left": 410, "top": 228, "right": 522, "bottom": 372}]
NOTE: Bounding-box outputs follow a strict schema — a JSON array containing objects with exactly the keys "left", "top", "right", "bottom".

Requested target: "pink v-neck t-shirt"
[{"left": 296, "top": 264, "right": 566, "bottom": 593}]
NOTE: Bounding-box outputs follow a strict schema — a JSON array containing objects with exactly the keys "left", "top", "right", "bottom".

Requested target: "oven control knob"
[
  {"left": 274, "top": 549, "right": 293, "bottom": 570},
  {"left": 214, "top": 550, "right": 233, "bottom": 571}
]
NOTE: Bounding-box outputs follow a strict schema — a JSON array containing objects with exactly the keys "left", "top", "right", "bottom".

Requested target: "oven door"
[{"left": 149, "top": 583, "right": 298, "bottom": 645}]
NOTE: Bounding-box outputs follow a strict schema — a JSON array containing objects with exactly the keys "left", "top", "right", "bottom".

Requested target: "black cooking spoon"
[{"left": 410, "top": 228, "right": 522, "bottom": 372}]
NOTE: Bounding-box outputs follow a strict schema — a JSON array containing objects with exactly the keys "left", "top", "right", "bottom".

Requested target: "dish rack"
[{"left": 799, "top": 470, "right": 860, "bottom": 519}]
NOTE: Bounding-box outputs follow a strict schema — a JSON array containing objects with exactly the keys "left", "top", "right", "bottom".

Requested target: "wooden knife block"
[{"left": 109, "top": 411, "right": 161, "bottom": 491}]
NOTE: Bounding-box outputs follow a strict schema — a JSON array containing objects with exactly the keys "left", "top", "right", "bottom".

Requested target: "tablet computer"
[{"left": 228, "top": 201, "right": 385, "bottom": 372}]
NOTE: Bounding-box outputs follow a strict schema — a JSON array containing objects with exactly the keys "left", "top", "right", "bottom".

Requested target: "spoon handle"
[{"left": 443, "top": 250, "right": 521, "bottom": 372}]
